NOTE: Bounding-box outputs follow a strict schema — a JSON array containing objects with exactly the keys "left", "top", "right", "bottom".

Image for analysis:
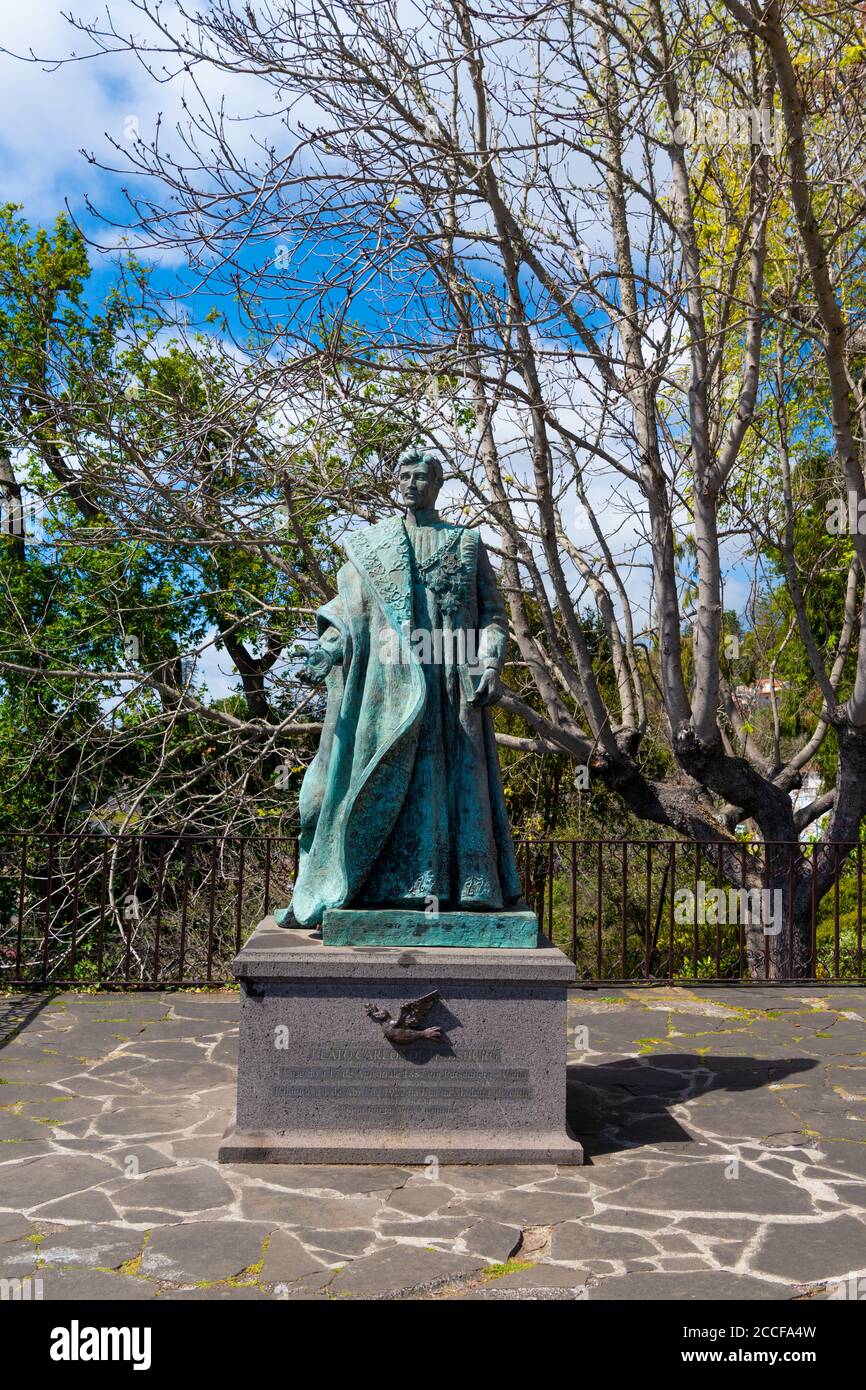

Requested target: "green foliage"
[{"left": 0, "top": 205, "right": 350, "bottom": 836}]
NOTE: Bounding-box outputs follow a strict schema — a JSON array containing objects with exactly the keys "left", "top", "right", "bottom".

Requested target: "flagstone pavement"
[{"left": 1, "top": 987, "right": 865, "bottom": 1301}]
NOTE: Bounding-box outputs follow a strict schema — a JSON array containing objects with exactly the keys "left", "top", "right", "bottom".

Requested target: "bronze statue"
[{"left": 290, "top": 444, "right": 523, "bottom": 928}]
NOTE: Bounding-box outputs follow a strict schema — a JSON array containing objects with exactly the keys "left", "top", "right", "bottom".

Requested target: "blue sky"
[
  {"left": 0, "top": 4, "right": 291, "bottom": 700},
  {"left": 1, "top": 6, "right": 159, "bottom": 234},
  {"left": 0, "top": 3, "right": 275, "bottom": 332},
  {"left": 0, "top": 1, "right": 769, "bottom": 681}
]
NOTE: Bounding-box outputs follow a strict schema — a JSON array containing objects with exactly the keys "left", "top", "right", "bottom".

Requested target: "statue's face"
[{"left": 398, "top": 456, "right": 441, "bottom": 510}]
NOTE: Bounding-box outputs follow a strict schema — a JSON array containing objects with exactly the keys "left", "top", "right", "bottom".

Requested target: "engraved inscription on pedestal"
[{"left": 266, "top": 1043, "right": 533, "bottom": 1125}]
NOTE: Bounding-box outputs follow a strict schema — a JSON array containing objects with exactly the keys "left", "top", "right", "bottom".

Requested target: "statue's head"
[{"left": 396, "top": 445, "right": 445, "bottom": 510}]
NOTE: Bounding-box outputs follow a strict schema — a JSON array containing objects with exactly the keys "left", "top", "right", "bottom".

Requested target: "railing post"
[
  {"left": 620, "top": 841, "right": 628, "bottom": 980},
  {"left": 42, "top": 839, "right": 54, "bottom": 985},
  {"left": 858, "top": 844, "right": 863, "bottom": 980},
  {"left": 668, "top": 842, "right": 675, "bottom": 983},
  {"left": 235, "top": 840, "right": 246, "bottom": 955},
  {"left": 15, "top": 835, "right": 27, "bottom": 982}
]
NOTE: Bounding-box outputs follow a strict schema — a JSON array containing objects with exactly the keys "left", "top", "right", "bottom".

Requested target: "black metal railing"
[
  {"left": 518, "top": 837, "right": 864, "bottom": 984},
  {"left": 0, "top": 834, "right": 862, "bottom": 988},
  {"left": 0, "top": 834, "right": 298, "bottom": 989}
]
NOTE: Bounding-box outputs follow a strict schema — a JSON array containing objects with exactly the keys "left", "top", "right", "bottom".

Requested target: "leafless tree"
[{"left": 9, "top": 0, "right": 866, "bottom": 973}]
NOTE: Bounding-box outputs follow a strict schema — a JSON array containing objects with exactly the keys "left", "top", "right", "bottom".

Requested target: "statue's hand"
[
  {"left": 303, "top": 644, "right": 336, "bottom": 683},
  {"left": 472, "top": 667, "right": 502, "bottom": 707}
]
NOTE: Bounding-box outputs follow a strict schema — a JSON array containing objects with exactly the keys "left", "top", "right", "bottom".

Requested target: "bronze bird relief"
[{"left": 365, "top": 990, "right": 444, "bottom": 1045}]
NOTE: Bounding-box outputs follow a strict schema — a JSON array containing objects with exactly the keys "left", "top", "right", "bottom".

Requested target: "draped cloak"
[{"left": 290, "top": 514, "right": 523, "bottom": 927}]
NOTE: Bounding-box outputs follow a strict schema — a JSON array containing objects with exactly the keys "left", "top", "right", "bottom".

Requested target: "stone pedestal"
[{"left": 219, "top": 923, "right": 582, "bottom": 1165}]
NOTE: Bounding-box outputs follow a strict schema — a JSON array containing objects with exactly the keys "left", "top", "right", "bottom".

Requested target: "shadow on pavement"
[
  {"left": 567, "top": 1053, "right": 818, "bottom": 1159},
  {"left": 0, "top": 991, "right": 57, "bottom": 1050}
]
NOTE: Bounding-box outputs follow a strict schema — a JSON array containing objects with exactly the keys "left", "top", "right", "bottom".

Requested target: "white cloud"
[{"left": 0, "top": 2, "right": 159, "bottom": 220}]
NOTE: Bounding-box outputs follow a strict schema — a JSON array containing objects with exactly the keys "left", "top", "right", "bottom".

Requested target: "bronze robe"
[{"left": 290, "top": 512, "right": 522, "bottom": 926}]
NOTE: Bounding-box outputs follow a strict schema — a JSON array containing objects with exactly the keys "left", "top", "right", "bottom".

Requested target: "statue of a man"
[{"left": 290, "top": 445, "right": 524, "bottom": 927}]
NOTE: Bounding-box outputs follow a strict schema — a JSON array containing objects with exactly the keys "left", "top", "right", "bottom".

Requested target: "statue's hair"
[{"left": 396, "top": 444, "right": 445, "bottom": 487}]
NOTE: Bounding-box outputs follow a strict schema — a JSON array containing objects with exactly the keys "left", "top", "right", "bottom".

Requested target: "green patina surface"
[
  {"left": 322, "top": 907, "right": 540, "bottom": 948},
  {"left": 288, "top": 491, "right": 523, "bottom": 932}
]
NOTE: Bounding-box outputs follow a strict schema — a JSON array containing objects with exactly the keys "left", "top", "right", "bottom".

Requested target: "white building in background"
[
  {"left": 792, "top": 769, "right": 827, "bottom": 840},
  {"left": 734, "top": 677, "right": 788, "bottom": 710},
  {"left": 736, "top": 768, "right": 828, "bottom": 841}
]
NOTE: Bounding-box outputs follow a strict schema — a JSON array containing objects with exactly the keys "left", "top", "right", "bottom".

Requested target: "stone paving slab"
[{"left": 1, "top": 987, "right": 865, "bottom": 1301}]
